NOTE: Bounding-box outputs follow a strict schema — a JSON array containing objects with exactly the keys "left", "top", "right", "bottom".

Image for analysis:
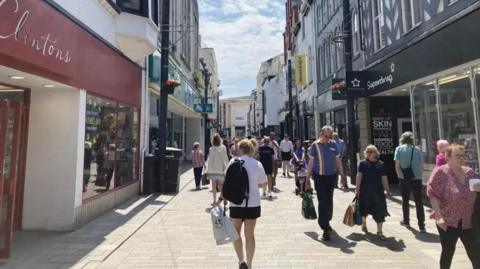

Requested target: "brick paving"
[{"left": 1, "top": 167, "right": 472, "bottom": 269}]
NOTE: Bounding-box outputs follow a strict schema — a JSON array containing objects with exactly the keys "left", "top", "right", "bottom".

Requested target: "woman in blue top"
[
  {"left": 356, "top": 145, "right": 391, "bottom": 239},
  {"left": 292, "top": 139, "right": 307, "bottom": 195}
]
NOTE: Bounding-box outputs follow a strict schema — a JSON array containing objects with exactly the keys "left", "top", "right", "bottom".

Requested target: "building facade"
[
  {"left": 147, "top": 0, "right": 204, "bottom": 161},
  {"left": 0, "top": 0, "right": 160, "bottom": 257},
  {"left": 359, "top": 0, "right": 480, "bottom": 183},
  {"left": 219, "top": 97, "right": 253, "bottom": 139}
]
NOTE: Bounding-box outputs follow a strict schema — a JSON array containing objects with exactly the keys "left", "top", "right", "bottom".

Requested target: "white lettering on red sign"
[{"left": 0, "top": 0, "right": 72, "bottom": 64}]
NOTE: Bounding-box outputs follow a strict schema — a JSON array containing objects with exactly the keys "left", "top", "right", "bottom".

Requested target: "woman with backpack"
[
  {"left": 206, "top": 133, "right": 229, "bottom": 206},
  {"left": 226, "top": 139, "right": 267, "bottom": 269}
]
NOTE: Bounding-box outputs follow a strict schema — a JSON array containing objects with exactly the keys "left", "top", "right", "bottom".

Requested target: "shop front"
[
  {"left": 363, "top": 7, "right": 480, "bottom": 182},
  {"left": 0, "top": 0, "right": 141, "bottom": 257},
  {"left": 148, "top": 54, "right": 203, "bottom": 160}
]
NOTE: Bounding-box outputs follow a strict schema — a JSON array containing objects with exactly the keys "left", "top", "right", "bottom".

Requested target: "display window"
[
  {"left": 83, "top": 95, "right": 138, "bottom": 200},
  {"left": 439, "top": 70, "right": 478, "bottom": 173},
  {"left": 413, "top": 81, "right": 439, "bottom": 166}
]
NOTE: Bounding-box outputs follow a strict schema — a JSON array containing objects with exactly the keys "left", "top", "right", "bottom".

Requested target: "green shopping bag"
[{"left": 302, "top": 192, "right": 317, "bottom": 220}]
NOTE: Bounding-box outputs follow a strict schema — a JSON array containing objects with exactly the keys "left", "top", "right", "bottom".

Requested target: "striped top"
[
  {"left": 191, "top": 149, "right": 205, "bottom": 168},
  {"left": 309, "top": 140, "right": 339, "bottom": 176}
]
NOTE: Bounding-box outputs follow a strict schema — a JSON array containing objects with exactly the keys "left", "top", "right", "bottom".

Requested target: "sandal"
[
  {"left": 362, "top": 225, "right": 368, "bottom": 234},
  {"left": 377, "top": 232, "right": 386, "bottom": 240}
]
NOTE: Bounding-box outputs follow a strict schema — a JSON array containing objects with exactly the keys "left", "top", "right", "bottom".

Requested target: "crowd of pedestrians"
[{"left": 192, "top": 127, "right": 480, "bottom": 269}]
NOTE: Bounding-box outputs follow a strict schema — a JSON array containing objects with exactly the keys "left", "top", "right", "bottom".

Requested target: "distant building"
[{"left": 220, "top": 97, "right": 253, "bottom": 139}]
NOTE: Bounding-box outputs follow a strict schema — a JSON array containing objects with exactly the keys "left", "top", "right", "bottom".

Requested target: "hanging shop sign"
[
  {"left": 193, "top": 103, "right": 213, "bottom": 113},
  {"left": 294, "top": 54, "right": 308, "bottom": 86},
  {"left": 371, "top": 114, "right": 395, "bottom": 155}
]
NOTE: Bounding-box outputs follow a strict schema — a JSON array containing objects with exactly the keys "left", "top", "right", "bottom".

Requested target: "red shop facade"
[{"left": 0, "top": 0, "right": 141, "bottom": 258}]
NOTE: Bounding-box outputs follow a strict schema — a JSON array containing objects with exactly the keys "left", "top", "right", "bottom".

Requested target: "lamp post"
[
  {"left": 342, "top": 0, "right": 358, "bottom": 182},
  {"left": 157, "top": 0, "right": 170, "bottom": 193},
  {"left": 200, "top": 59, "right": 211, "bottom": 157}
]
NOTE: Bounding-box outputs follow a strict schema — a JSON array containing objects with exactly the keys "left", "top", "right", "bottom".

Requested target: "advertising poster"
[{"left": 372, "top": 115, "right": 394, "bottom": 155}]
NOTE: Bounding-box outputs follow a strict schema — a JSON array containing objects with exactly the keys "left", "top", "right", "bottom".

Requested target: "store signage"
[
  {"left": 346, "top": 71, "right": 367, "bottom": 90},
  {"left": 194, "top": 103, "right": 212, "bottom": 113},
  {"left": 371, "top": 115, "right": 394, "bottom": 155},
  {"left": 294, "top": 54, "right": 308, "bottom": 86},
  {"left": 0, "top": 0, "right": 72, "bottom": 64}
]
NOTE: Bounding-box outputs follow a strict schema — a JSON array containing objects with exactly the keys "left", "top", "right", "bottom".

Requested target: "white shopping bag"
[{"left": 210, "top": 205, "right": 239, "bottom": 245}]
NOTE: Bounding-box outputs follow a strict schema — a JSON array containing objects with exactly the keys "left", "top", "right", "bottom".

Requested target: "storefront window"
[
  {"left": 413, "top": 82, "right": 439, "bottom": 166},
  {"left": 83, "top": 95, "right": 138, "bottom": 200},
  {"left": 439, "top": 70, "right": 478, "bottom": 173}
]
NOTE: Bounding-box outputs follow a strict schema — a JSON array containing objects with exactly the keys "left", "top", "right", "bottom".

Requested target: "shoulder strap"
[{"left": 409, "top": 146, "right": 414, "bottom": 165}]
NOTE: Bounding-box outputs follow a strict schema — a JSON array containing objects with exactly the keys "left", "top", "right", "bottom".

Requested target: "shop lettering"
[
  {"left": 372, "top": 120, "right": 392, "bottom": 128},
  {"left": 367, "top": 74, "right": 393, "bottom": 90},
  {"left": 0, "top": 0, "right": 72, "bottom": 64}
]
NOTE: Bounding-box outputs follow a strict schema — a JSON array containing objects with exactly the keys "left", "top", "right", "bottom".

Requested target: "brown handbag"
[{"left": 343, "top": 198, "right": 356, "bottom": 227}]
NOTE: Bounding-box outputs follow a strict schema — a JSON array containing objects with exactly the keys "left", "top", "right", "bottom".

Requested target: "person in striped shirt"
[
  {"left": 307, "top": 125, "right": 345, "bottom": 241},
  {"left": 191, "top": 142, "right": 205, "bottom": 191}
]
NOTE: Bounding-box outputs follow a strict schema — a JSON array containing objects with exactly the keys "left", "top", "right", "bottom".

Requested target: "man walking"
[
  {"left": 280, "top": 134, "right": 294, "bottom": 178},
  {"left": 307, "top": 126, "right": 345, "bottom": 241},
  {"left": 259, "top": 137, "right": 276, "bottom": 199},
  {"left": 332, "top": 132, "right": 348, "bottom": 189},
  {"left": 394, "top": 131, "right": 426, "bottom": 233}
]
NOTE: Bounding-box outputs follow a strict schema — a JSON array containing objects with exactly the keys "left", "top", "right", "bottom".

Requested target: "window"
[
  {"left": 352, "top": 10, "right": 360, "bottom": 54},
  {"left": 413, "top": 82, "right": 439, "bottom": 167},
  {"left": 439, "top": 70, "right": 478, "bottom": 173},
  {"left": 401, "top": 0, "right": 421, "bottom": 33},
  {"left": 331, "top": 35, "right": 337, "bottom": 72},
  {"left": 302, "top": 15, "right": 305, "bottom": 40},
  {"left": 325, "top": 42, "right": 331, "bottom": 76},
  {"left": 83, "top": 95, "right": 138, "bottom": 200},
  {"left": 372, "top": 0, "right": 385, "bottom": 51},
  {"left": 116, "top": 0, "right": 148, "bottom": 17},
  {"left": 336, "top": 27, "right": 343, "bottom": 68},
  {"left": 308, "top": 46, "right": 313, "bottom": 84},
  {"left": 448, "top": 0, "right": 459, "bottom": 5}
]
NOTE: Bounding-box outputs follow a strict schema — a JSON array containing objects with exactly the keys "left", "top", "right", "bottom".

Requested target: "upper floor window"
[
  {"left": 372, "top": 0, "right": 385, "bottom": 51},
  {"left": 352, "top": 10, "right": 360, "bottom": 54},
  {"left": 117, "top": 0, "right": 148, "bottom": 17},
  {"left": 401, "top": 0, "right": 421, "bottom": 33},
  {"left": 448, "top": 0, "right": 459, "bottom": 4}
]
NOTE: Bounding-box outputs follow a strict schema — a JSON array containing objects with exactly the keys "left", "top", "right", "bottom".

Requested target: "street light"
[{"left": 200, "top": 58, "right": 212, "bottom": 157}]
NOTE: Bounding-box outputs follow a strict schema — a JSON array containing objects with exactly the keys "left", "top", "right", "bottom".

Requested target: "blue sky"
[{"left": 198, "top": 0, "right": 285, "bottom": 99}]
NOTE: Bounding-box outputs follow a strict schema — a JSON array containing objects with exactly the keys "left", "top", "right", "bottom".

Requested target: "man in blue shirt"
[
  {"left": 333, "top": 132, "right": 348, "bottom": 189},
  {"left": 307, "top": 126, "right": 345, "bottom": 241},
  {"left": 394, "top": 131, "right": 426, "bottom": 233}
]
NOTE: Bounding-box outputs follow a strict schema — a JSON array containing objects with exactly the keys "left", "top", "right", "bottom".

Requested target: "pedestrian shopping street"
[{"left": 2, "top": 167, "right": 470, "bottom": 269}]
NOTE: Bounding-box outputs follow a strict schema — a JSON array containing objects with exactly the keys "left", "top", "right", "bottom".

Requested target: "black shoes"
[
  {"left": 322, "top": 230, "right": 331, "bottom": 241},
  {"left": 400, "top": 221, "right": 410, "bottom": 227},
  {"left": 239, "top": 262, "right": 248, "bottom": 269}
]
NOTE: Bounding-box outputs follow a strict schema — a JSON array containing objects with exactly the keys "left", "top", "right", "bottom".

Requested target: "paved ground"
[{"left": 1, "top": 167, "right": 473, "bottom": 269}]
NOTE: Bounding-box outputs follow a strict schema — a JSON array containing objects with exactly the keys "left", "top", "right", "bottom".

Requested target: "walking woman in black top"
[{"left": 355, "top": 145, "right": 391, "bottom": 239}]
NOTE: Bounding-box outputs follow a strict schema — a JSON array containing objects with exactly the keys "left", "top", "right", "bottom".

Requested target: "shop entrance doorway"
[{"left": 0, "top": 88, "right": 29, "bottom": 258}]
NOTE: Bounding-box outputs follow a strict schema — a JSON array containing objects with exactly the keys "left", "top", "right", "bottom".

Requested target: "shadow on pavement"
[
  {"left": 304, "top": 231, "right": 356, "bottom": 254},
  {"left": 346, "top": 232, "right": 406, "bottom": 252},
  {"left": 407, "top": 226, "right": 440, "bottom": 243}
]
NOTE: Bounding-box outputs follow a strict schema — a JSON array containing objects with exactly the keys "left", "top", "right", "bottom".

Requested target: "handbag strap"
[{"left": 409, "top": 146, "right": 414, "bottom": 166}]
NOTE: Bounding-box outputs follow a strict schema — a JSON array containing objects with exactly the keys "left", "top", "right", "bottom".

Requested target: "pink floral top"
[
  {"left": 427, "top": 165, "right": 477, "bottom": 229},
  {"left": 435, "top": 153, "right": 447, "bottom": 167}
]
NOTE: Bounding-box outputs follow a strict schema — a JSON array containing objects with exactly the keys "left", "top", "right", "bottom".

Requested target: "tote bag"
[{"left": 210, "top": 204, "right": 239, "bottom": 245}]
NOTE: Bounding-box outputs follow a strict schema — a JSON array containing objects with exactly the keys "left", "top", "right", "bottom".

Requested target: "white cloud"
[{"left": 199, "top": 0, "right": 285, "bottom": 97}]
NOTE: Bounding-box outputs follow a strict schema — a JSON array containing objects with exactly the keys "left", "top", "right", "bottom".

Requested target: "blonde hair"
[
  {"left": 212, "top": 133, "right": 222, "bottom": 147},
  {"left": 239, "top": 139, "right": 255, "bottom": 156},
  {"left": 249, "top": 138, "right": 258, "bottom": 148},
  {"left": 445, "top": 144, "right": 465, "bottom": 159},
  {"left": 363, "top": 144, "right": 380, "bottom": 159},
  {"left": 192, "top": 142, "right": 200, "bottom": 149}
]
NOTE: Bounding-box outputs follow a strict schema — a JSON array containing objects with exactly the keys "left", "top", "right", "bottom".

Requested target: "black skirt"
[
  {"left": 281, "top": 151, "right": 292, "bottom": 161},
  {"left": 230, "top": 206, "right": 261, "bottom": 220}
]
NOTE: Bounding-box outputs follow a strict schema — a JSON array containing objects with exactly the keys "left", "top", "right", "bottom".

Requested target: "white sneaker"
[{"left": 268, "top": 191, "right": 273, "bottom": 200}]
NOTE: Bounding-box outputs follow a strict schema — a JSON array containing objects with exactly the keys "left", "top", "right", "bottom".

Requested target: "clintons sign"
[
  {"left": 0, "top": 0, "right": 142, "bottom": 107},
  {"left": 0, "top": 0, "right": 72, "bottom": 64}
]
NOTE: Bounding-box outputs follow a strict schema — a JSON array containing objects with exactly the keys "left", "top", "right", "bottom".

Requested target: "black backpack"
[{"left": 222, "top": 159, "right": 249, "bottom": 206}]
